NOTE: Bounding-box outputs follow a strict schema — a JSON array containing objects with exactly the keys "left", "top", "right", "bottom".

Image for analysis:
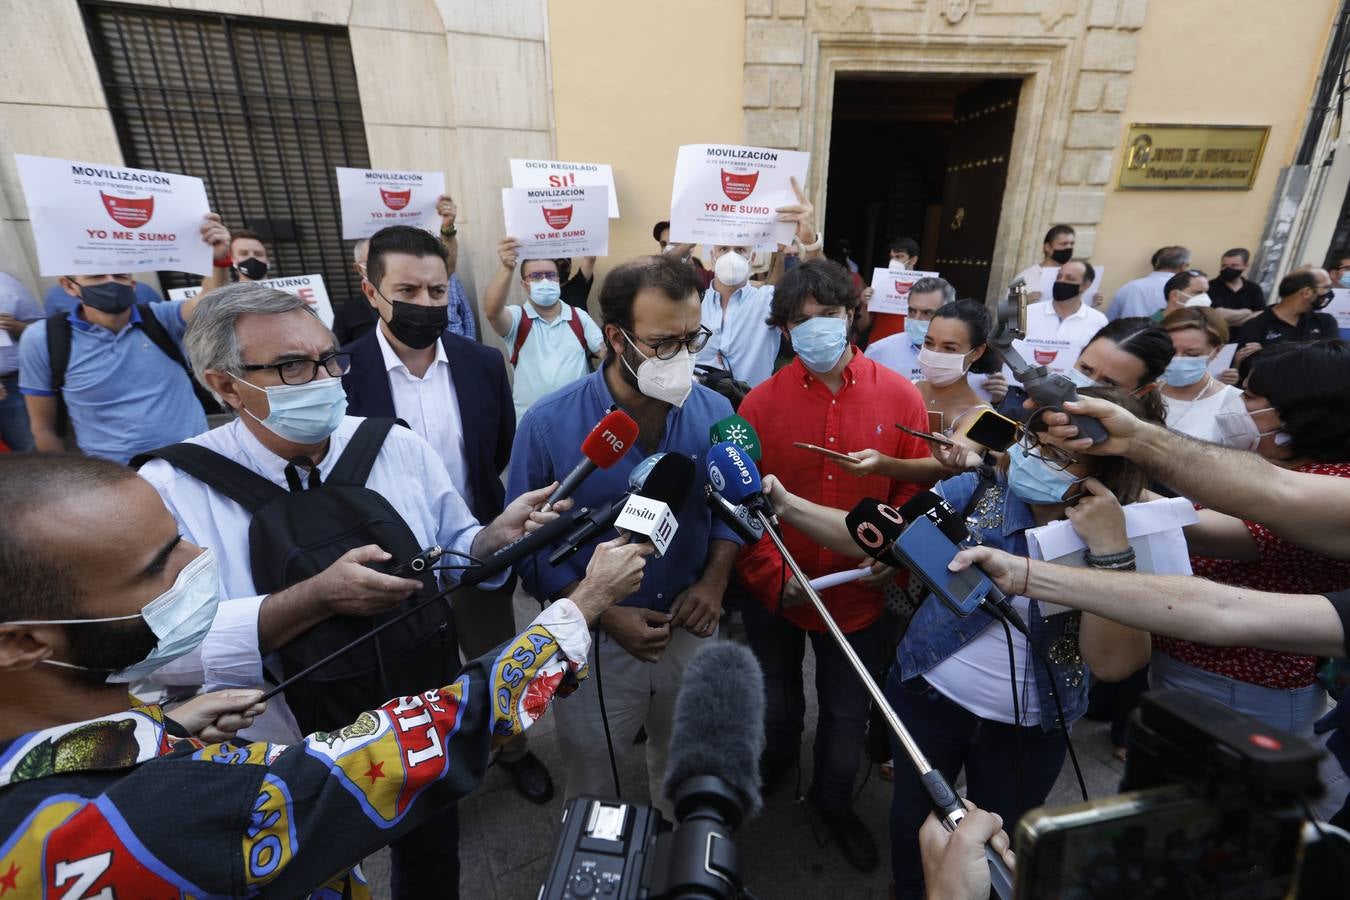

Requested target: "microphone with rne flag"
[
  {"left": 548, "top": 452, "right": 695, "bottom": 566},
  {"left": 706, "top": 441, "right": 779, "bottom": 530},
  {"left": 709, "top": 414, "right": 761, "bottom": 461},
  {"left": 544, "top": 407, "right": 638, "bottom": 511},
  {"left": 898, "top": 489, "right": 969, "bottom": 545}
]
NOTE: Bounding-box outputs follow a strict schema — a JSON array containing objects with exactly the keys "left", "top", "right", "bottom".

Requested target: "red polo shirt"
[{"left": 736, "top": 350, "right": 930, "bottom": 632}]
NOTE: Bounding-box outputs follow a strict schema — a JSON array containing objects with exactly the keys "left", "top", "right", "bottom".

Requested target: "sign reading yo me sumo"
[
  {"left": 667, "top": 144, "right": 810, "bottom": 248},
  {"left": 501, "top": 185, "right": 610, "bottom": 260},
  {"left": 336, "top": 167, "right": 445, "bottom": 239}
]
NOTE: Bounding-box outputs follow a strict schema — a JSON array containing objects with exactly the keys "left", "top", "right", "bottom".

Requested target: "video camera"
[{"left": 1015, "top": 688, "right": 1340, "bottom": 899}]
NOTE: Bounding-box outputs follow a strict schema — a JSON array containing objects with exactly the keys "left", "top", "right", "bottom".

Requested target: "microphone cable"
[
  {"left": 592, "top": 628, "right": 623, "bottom": 800},
  {"left": 994, "top": 613, "right": 1025, "bottom": 814}
]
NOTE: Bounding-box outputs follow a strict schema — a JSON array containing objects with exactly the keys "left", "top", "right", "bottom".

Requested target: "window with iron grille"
[{"left": 81, "top": 1, "right": 371, "bottom": 302}]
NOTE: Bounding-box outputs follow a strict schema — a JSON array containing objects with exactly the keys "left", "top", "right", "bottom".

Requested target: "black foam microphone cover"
[
  {"left": 638, "top": 452, "right": 696, "bottom": 507},
  {"left": 898, "top": 489, "right": 970, "bottom": 545},
  {"left": 662, "top": 641, "right": 765, "bottom": 819},
  {"left": 846, "top": 497, "right": 904, "bottom": 565}
]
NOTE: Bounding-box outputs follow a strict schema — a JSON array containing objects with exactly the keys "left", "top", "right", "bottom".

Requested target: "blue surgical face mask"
[
  {"left": 11, "top": 549, "right": 223, "bottom": 683},
  {"left": 1162, "top": 355, "right": 1210, "bottom": 387},
  {"left": 233, "top": 375, "right": 347, "bottom": 444},
  {"left": 905, "top": 317, "right": 930, "bottom": 348},
  {"left": 1065, "top": 366, "right": 1099, "bottom": 390},
  {"left": 790, "top": 315, "right": 849, "bottom": 373},
  {"left": 1007, "top": 444, "right": 1085, "bottom": 505},
  {"left": 529, "top": 280, "right": 561, "bottom": 307},
  {"left": 1339, "top": 273, "right": 1350, "bottom": 290}
]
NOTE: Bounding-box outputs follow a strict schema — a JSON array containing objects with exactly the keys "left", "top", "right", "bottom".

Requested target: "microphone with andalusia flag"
[
  {"left": 709, "top": 414, "right": 762, "bottom": 461},
  {"left": 543, "top": 407, "right": 639, "bottom": 511}
]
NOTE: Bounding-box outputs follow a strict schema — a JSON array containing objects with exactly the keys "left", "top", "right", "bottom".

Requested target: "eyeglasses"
[
  {"left": 239, "top": 351, "right": 352, "bottom": 385},
  {"left": 1014, "top": 419, "right": 1079, "bottom": 471},
  {"left": 625, "top": 326, "right": 713, "bottom": 360},
  {"left": 523, "top": 271, "right": 560, "bottom": 283}
]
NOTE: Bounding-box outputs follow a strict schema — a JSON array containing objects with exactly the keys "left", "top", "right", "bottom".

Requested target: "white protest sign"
[
  {"left": 0, "top": 330, "right": 10, "bottom": 349},
  {"left": 16, "top": 155, "right": 212, "bottom": 277},
  {"left": 335, "top": 167, "right": 444, "bottom": 239},
  {"left": 868, "top": 267, "right": 940, "bottom": 315},
  {"left": 1207, "top": 342, "right": 1238, "bottom": 377},
  {"left": 502, "top": 185, "right": 609, "bottom": 260},
  {"left": 169, "top": 274, "right": 334, "bottom": 327},
  {"left": 510, "top": 158, "right": 620, "bottom": 218},
  {"left": 668, "top": 144, "right": 809, "bottom": 248},
  {"left": 1038, "top": 266, "right": 1059, "bottom": 303},
  {"left": 1329, "top": 288, "right": 1350, "bottom": 336}
]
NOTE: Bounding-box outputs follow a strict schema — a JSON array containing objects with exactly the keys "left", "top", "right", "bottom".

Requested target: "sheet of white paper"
[
  {"left": 0, "top": 330, "right": 11, "bottom": 349},
  {"left": 1328, "top": 287, "right": 1350, "bottom": 336},
  {"left": 1038, "top": 267, "right": 1059, "bottom": 301},
  {"left": 169, "top": 273, "right": 334, "bottom": 327},
  {"left": 1207, "top": 342, "right": 1238, "bottom": 376},
  {"left": 668, "top": 144, "right": 810, "bottom": 248},
  {"left": 17, "top": 155, "right": 213, "bottom": 277},
  {"left": 510, "top": 158, "right": 620, "bottom": 218},
  {"left": 502, "top": 185, "right": 610, "bottom": 260},
  {"left": 336, "top": 167, "right": 444, "bottom": 240},
  {"left": 1025, "top": 497, "right": 1200, "bottom": 615},
  {"left": 1085, "top": 266, "right": 1106, "bottom": 308},
  {"left": 868, "top": 268, "right": 941, "bottom": 315}
]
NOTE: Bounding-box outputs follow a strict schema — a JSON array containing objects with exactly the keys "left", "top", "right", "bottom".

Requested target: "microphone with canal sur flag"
[
  {"left": 708, "top": 414, "right": 761, "bottom": 461},
  {"left": 543, "top": 406, "right": 639, "bottom": 512}
]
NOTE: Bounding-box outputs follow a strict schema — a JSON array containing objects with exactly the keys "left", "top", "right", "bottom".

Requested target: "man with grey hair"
[
  {"left": 137, "top": 281, "right": 569, "bottom": 898},
  {"left": 332, "top": 238, "right": 378, "bottom": 345}
]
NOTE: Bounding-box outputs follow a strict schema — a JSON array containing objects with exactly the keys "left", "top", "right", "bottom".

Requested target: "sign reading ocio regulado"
[
  {"left": 16, "top": 155, "right": 213, "bottom": 277},
  {"left": 501, "top": 185, "right": 610, "bottom": 261},
  {"left": 335, "top": 167, "right": 445, "bottom": 239},
  {"left": 668, "top": 144, "right": 810, "bottom": 248},
  {"left": 169, "top": 274, "right": 334, "bottom": 328},
  {"left": 509, "top": 159, "right": 620, "bottom": 218}
]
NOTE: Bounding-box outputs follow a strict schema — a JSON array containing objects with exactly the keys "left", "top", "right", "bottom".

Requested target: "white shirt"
[
  {"left": 139, "top": 415, "right": 499, "bottom": 741},
  {"left": 1164, "top": 380, "right": 1246, "bottom": 442},
  {"left": 923, "top": 594, "right": 1042, "bottom": 725},
  {"left": 1014, "top": 263, "right": 1050, "bottom": 295},
  {"left": 865, "top": 333, "right": 993, "bottom": 401},
  {"left": 374, "top": 325, "right": 471, "bottom": 506},
  {"left": 504, "top": 302, "right": 604, "bottom": 421},
  {"left": 1009, "top": 298, "right": 1107, "bottom": 377},
  {"left": 696, "top": 282, "right": 779, "bottom": 387}
]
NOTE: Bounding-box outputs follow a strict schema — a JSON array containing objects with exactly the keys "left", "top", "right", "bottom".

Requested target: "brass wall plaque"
[{"left": 1117, "top": 124, "right": 1270, "bottom": 190}]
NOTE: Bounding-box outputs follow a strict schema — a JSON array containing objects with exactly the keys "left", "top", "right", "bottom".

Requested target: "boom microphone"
[
  {"left": 705, "top": 486, "right": 765, "bottom": 544},
  {"left": 662, "top": 641, "right": 765, "bottom": 822},
  {"left": 544, "top": 407, "right": 638, "bottom": 511}
]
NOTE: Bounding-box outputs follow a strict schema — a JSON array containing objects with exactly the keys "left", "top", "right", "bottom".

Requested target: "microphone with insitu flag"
[
  {"left": 709, "top": 414, "right": 761, "bottom": 461},
  {"left": 548, "top": 452, "right": 695, "bottom": 565},
  {"left": 543, "top": 407, "right": 639, "bottom": 511}
]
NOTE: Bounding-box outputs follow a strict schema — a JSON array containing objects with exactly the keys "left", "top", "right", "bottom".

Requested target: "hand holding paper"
[{"left": 1062, "top": 478, "right": 1129, "bottom": 555}]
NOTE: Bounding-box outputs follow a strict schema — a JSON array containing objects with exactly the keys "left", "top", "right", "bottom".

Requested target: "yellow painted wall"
[
  {"left": 1094, "top": 0, "right": 1338, "bottom": 291},
  {"left": 547, "top": 0, "right": 745, "bottom": 286}
]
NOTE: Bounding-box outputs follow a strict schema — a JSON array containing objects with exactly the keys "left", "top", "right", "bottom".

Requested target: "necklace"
[{"left": 1167, "top": 376, "right": 1219, "bottom": 429}]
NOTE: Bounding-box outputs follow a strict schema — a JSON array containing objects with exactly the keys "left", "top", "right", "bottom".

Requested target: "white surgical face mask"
[
  {"left": 622, "top": 332, "right": 694, "bottom": 407},
  {"left": 916, "top": 347, "right": 972, "bottom": 387},
  {"left": 1214, "top": 405, "right": 1280, "bottom": 452},
  {"left": 714, "top": 250, "right": 750, "bottom": 288},
  {"left": 1184, "top": 292, "right": 1213, "bottom": 308}
]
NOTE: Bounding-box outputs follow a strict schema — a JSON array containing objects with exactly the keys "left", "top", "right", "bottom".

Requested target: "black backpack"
[
  {"left": 132, "top": 418, "right": 457, "bottom": 733},
  {"left": 46, "top": 302, "right": 221, "bottom": 435}
]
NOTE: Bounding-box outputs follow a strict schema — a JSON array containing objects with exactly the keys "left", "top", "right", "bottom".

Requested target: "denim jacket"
[{"left": 896, "top": 471, "right": 1091, "bottom": 733}]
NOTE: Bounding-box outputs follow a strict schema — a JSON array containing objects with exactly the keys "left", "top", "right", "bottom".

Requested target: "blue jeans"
[
  {"left": 0, "top": 374, "right": 34, "bottom": 452},
  {"left": 742, "top": 601, "right": 885, "bottom": 811},
  {"left": 1150, "top": 651, "right": 1326, "bottom": 737},
  {"left": 885, "top": 670, "right": 1067, "bottom": 900}
]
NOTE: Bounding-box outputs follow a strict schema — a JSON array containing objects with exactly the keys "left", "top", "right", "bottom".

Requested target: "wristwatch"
[
  {"left": 799, "top": 232, "right": 823, "bottom": 253},
  {"left": 440, "top": 225, "right": 458, "bottom": 238}
]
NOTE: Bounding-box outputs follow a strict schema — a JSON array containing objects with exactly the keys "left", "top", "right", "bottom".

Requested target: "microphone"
[
  {"left": 705, "top": 485, "right": 765, "bottom": 544},
  {"left": 661, "top": 640, "right": 765, "bottom": 824},
  {"left": 548, "top": 453, "right": 696, "bottom": 565},
  {"left": 459, "top": 507, "right": 586, "bottom": 588},
  {"left": 898, "top": 490, "right": 970, "bottom": 545},
  {"left": 706, "top": 441, "right": 779, "bottom": 530},
  {"left": 544, "top": 408, "right": 638, "bottom": 510},
  {"left": 845, "top": 497, "right": 905, "bottom": 566},
  {"left": 614, "top": 493, "right": 680, "bottom": 557},
  {"left": 709, "top": 414, "right": 762, "bottom": 461}
]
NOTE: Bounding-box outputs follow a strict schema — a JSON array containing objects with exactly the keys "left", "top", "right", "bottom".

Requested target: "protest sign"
[
  {"left": 668, "top": 144, "right": 810, "bottom": 248},
  {"left": 169, "top": 274, "right": 334, "bottom": 327},
  {"left": 336, "top": 168, "right": 444, "bottom": 239},
  {"left": 502, "top": 185, "right": 609, "bottom": 260},
  {"left": 510, "top": 158, "right": 620, "bottom": 218},
  {"left": 868, "top": 267, "right": 940, "bottom": 315},
  {"left": 1329, "top": 288, "right": 1350, "bottom": 338},
  {"left": 1207, "top": 342, "right": 1238, "bottom": 377},
  {"left": 17, "top": 155, "right": 212, "bottom": 277}
]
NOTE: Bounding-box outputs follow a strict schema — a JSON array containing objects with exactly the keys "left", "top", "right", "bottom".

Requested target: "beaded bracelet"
[{"left": 1084, "top": 547, "right": 1137, "bottom": 570}]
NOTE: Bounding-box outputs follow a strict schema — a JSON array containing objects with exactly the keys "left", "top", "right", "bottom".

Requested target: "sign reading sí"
[{"left": 1118, "top": 124, "right": 1269, "bottom": 191}]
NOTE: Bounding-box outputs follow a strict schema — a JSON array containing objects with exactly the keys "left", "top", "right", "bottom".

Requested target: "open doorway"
[{"left": 823, "top": 74, "right": 1022, "bottom": 304}]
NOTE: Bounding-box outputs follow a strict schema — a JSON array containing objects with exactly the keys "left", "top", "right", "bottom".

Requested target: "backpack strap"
[
  {"left": 134, "top": 303, "right": 221, "bottom": 414},
  {"left": 566, "top": 312, "right": 594, "bottom": 361},
  {"left": 131, "top": 443, "right": 286, "bottom": 513},
  {"left": 327, "top": 417, "right": 404, "bottom": 487},
  {"left": 44, "top": 311, "right": 73, "bottom": 437},
  {"left": 509, "top": 310, "right": 533, "bottom": 368}
]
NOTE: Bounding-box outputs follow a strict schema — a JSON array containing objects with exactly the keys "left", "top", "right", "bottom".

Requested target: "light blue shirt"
[
  {"left": 696, "top": 282, "right": 779, "bottom": 387},
  {"left": 19, "top": 301, "right": 208, "bottom": 463},
  {"left": 0, "top": 273, "right": 41, "bottom": 376},
  {"left": 503, "top": 302, "right": 604, "bottom": 421},
  {"left": 1106, "top": 270, "right": 1172, "bottom": 321}
]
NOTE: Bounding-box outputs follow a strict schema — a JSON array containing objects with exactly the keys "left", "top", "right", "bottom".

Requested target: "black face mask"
[
  {"left": 385, "top": 298, "right": 449, "bottom": 349},
  {"left": 1051, "top": 281, "right": 1080, "bottom": 303},
  {"left": 61, "top": 617, "right": 159, "bottom": 687},
  {"left": 78, "top": 281, "right": 137, "bottom": 314},
  {"left": 1219, "top": 266, "right": 1243, "bottom": 282},
  {"left": 1049, "top": 247, "right": 1074, "bottom": 265},
  {"left": 1313, "top": 289, "right": 1335, "bottom": 311},
  {"left": 236, "top": 257, "right": 270, "bottom": 281}
]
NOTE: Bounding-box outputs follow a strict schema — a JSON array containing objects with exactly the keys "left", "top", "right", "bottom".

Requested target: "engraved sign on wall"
[{"left": 1118, "top": 124, "right": 1269, "bottom": 191}]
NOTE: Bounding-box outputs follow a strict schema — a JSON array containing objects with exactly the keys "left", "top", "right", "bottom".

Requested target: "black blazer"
[{"left": 342, "top": 329, "right": 515, "bottom": 522}]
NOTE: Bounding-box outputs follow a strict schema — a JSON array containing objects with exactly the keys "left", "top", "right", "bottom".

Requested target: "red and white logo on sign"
[
  {"left": 895, "top": 281, "right": 913, "bottom": 296},
  {"left": 380, "top": 188, "right": 412, "bottom": 210},
  {"left": 542, "top": 206, "right": 573, "bottom": 230},
  {"left": 1034, "top": 349, "right": 1059, "bottom": 366},
  {"left": 720, "top": 169, "right": 758, "bottom": 201},
  {"left": 100, "top": 192, "right": 154, "bottom": 229}
]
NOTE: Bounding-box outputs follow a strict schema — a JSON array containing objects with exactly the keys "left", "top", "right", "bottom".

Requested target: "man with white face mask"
[
  {"left": 692, "top": 176, "right": 824, "bottom": 388},
  {"left": 483, "top": 236, "right": 605, "bottom": 420}
]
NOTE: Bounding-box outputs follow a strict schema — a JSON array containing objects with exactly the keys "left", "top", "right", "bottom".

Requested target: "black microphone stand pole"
[{"left": 751, "top": 509, "right": 1013, "bottom": 900}]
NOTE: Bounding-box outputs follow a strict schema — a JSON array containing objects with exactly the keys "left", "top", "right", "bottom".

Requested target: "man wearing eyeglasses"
[{"left": 482, "top": 235, "right": 604, "bottom": 420}]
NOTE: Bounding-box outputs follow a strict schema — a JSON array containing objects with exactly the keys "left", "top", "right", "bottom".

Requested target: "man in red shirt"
[{"left": 736, "top": 259, "right": 929, "bottom": 872}]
